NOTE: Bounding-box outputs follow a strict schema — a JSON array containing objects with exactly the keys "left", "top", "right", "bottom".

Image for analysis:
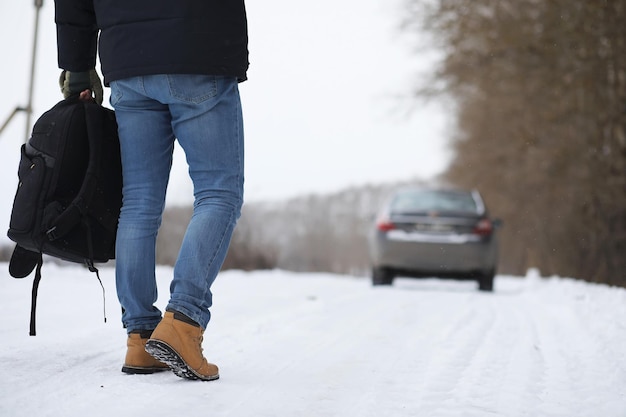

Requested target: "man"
[{"left": 55, "top": 0, "right": 248, "bottom": 381}]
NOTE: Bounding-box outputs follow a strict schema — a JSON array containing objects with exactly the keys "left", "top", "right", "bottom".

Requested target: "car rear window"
[{"left": 390, "top": 190, "right": 479, "bottom": 214}]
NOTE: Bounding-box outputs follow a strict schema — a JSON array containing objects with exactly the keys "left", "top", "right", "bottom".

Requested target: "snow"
[{"left": 1, "top": 264, "right": 625, "bottom": 417}]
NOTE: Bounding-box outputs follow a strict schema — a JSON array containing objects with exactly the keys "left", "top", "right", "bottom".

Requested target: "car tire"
[
  {"left": 478, "top": 271, "right": 495, "bottom": 292},
  {"left": 372, "top": 267, "right": 394, "bottom": 286}
]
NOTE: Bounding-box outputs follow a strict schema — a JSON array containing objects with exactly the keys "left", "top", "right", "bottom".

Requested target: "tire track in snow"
[
  {"left": 526, "top": 285, "right": 626, "bottom": 417},
  {"left": 211, "top": 275, "right": 480, "bottom": 416},
  {"left": 445, "top": 294, "right": 547, "bottom": 417},
  {"left": 210, "top": 274, "right": 387, "bottom": 416},
  {"left": 410, "top": 293, "right": 501, "bottom": 416}
]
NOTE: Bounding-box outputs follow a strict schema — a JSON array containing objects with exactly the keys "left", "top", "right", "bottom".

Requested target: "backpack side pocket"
[{"left": 8, "top": 145, "right": 47, "bottom": 235}]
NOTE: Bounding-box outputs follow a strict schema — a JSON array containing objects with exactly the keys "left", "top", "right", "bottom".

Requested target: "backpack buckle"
[{"left": 46, "top": 226, "right": 58, "bottom": 241}]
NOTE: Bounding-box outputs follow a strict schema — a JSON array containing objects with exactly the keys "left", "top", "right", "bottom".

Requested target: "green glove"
[{"left": 59, "top": 69, "right": 104, "bottom": 105}]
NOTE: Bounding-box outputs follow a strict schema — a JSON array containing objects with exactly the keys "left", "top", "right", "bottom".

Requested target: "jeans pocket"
[
  {"left": 167, "top": 74, "right": 218, "bottom": 104},
  {"left": 109, "top": 82, "right": 123, "bottom": 107}
]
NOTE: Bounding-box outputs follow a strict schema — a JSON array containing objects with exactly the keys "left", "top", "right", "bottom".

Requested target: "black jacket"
[{"left": 55, "top": 0, "right": 249, "bottom": 84}]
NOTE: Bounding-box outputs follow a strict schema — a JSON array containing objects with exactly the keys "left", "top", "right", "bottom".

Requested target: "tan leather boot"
[
  {"left": 145, "top": 311, "right": 219, "bottom": 381},
  {"left": 122, "top": 332, "right": 169, "bottom": 374}
]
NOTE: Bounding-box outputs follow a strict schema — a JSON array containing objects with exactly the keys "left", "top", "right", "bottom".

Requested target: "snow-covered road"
[{"left": 1, "top": 265, "right": 624, "bottom": 417}]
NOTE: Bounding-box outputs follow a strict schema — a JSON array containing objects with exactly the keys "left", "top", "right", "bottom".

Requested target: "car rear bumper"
[{"left": 369, "top": 230, "right": 497, "bottom": 274}]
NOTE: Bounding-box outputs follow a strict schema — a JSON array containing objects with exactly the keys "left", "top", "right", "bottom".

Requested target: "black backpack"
[{"left": 7, "top": 98, "right": 122, "bottom": 335}]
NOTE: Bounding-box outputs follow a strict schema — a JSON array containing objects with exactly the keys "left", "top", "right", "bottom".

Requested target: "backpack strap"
[
  {"left": 82, "top": 216, "right": 107, "bottom": 324},
  {"left": 29, "top": 254, "right": 44, "bottom": 336},
  {"left": 45, "top": 101, "right": 109, "bottom": 325},
  {"left": 45, "top": 101, "right": 104, "bottom": 243}
]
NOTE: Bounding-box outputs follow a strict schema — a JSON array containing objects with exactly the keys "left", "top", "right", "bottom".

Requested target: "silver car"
[{"left": 368, "top": 187, "right": 500, "bottom": 291}]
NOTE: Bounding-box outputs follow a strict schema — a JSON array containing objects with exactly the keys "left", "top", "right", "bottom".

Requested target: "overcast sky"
[{"left": 0, "top": 0, "right": 451, "bottom": 213}]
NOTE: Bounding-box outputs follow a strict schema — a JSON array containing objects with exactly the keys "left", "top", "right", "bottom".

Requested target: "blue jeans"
[{"left": 110, "top": 74, "right": 244, "bottom": 332}]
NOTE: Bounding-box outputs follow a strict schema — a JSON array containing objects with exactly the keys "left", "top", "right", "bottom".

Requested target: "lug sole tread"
[{"left": 145, "top": 339, "right": 219, "bottom": 381}]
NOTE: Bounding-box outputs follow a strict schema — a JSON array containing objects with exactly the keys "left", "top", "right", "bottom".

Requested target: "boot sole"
[
  {"left": 144, "top": 339, "right": 219, "bottom": 381},
  {"left": 121, "top": 365, "right": 169, "bottom": 375}
]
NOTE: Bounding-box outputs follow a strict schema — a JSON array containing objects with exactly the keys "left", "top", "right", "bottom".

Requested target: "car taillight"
[
  {"left": 376, "top": 219, "right": 396, "bottom": 231},
  {"left": 473, "top": 219, "right": 493, "bottom": 236}
]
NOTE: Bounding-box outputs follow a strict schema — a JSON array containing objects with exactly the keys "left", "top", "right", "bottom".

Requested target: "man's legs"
[{"left": 113, "top": 74, "right": 244, "bottom": 380}]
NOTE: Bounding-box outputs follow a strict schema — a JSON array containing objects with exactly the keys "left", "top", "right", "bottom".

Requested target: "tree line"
[
  {"left": 403, "top": 0, "right": 626, "bottom": 286},
  {"left": 157, "top": 181, "right": 417, "bottom": 276}
]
